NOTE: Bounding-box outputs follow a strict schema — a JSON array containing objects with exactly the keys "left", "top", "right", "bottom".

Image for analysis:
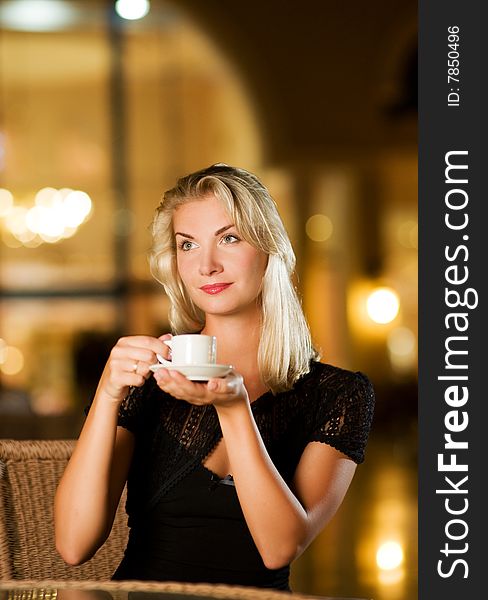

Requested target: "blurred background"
[{"left": 0, "top": 0, "right": 417, "bottom": 598}]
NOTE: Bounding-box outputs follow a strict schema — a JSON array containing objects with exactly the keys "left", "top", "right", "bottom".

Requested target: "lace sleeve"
[
  {"left": 307, "top": 368, "right": 375, "bottom": 464},
  {"left": 117, "top": 378, "right": 157, "bottom": 434}
]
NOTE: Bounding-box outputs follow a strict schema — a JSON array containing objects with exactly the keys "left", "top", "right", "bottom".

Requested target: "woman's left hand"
[{"left": 153, "top": 368, "right": 249, "bottom": 409}]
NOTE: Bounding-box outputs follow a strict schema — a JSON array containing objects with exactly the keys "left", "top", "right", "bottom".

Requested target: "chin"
[
  {"left": 191, "top": 288, "right": 261, "bottom": 317},
  {"left": 198, "top": 302, "right": 239, "bottom": 316}
]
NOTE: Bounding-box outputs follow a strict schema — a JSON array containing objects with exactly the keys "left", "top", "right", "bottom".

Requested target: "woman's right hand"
[{"left": 97, "top": 334, "right": 172, "bottom": 404}]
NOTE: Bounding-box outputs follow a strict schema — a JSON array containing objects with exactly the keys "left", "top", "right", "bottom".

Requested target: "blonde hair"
[{"left": 149, "top": 163, "right": 318, "bottom": 392}]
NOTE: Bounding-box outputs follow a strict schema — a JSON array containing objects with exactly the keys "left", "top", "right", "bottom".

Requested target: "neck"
[
  {"left": 201, "top": 309, "right": 270, "bottom": 402},
  {"left": 201, "top": 311, "right": 261, "bottom": 370}
]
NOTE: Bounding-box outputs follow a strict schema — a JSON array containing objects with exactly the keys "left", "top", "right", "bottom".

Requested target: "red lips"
[{"left": 199, "top": 283, "right": 233, "bottom": 295}]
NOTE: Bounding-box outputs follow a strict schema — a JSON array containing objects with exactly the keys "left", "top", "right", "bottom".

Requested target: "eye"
[
  {"left": 179, "top": 240, "right": 197, "bottom": 251},
  {"left": 221, "top": 233, "right": 240, "bottom": 244}
]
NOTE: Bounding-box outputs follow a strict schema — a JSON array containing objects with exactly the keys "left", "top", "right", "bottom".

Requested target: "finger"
[
  {"left": 153, "top": 367, "right": 169, "bottom": 385},
  {"left": 167, "top": 369, "right": 207, "bottom": 396},
  {"left": 110, "top": 344, "right": 166, "bottom": 372},
  {"left": 154, "top": 368, "right": 207, "bottom": 401},
  {"left": 126, "top": 372, "right": 146, "bottom": 387},
  {"left": 117, "top": 335, "right": 170, "bottom": 357},
  {"left": 109, "top": 371, "right": 145, "bottom": 391},
  {"left": 207, "top": 377, "right": 233, "bottom": 394},
  {"left": 125, "top": 358, "right": 153, "bottom": 379},
  {"left": 209, "top": 370, "right": 242, "bottom": 392},
  {"left": 156, "top": 334, "right": 173, "bottom": 362},
  {"left": 113, "top": 347, "right": 158, "bottom": 363}
]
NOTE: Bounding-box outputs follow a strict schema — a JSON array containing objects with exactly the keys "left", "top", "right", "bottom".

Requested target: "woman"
[{"left": 54, "top": 163, "right": 375, "bottom": 590}]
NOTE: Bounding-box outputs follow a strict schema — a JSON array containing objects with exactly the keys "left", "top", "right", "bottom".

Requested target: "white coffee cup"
[{"left": 159, "top": 334, "right": 217, "bottom": 366}]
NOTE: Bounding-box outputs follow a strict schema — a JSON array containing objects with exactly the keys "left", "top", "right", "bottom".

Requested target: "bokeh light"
[
  {"left": 4, "top": 205, "right": 29, "bottom": 238},
  {"left": 397, "top": 220, "right": 418, "bottom": 249},
  {"left": 0, "top": 338, "right": 8, "bottom": 363},
  {"left": 376, "top": 540, "right": 404, "bottom": 571},
  {"left": 0, "top": 0, "right": 77, "bottom": 31},
  {"left": 115, "top": 0, "right": 150, "bottom": 21},
  {"left": 366, "top": 287, "right": 400, "bottom": 324},
  {"left": 305, "top": 213, "right": 333, "bottom": 242},
  {"left": 0, "top": 186, "right": 92, "bottom": 246},
  {"left": 0, "top": 188, "right": 14, "bottom": 216},
  {"left": 387, "top": 326, "right": 417, "bottom": 373},
  {"left": 0, "top": 345, "right": 25, "bottom": 375}
]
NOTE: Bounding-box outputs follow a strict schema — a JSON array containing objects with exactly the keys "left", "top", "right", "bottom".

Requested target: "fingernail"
[{"left": 208, "top": 380, "right": 217, "bottom": 391}]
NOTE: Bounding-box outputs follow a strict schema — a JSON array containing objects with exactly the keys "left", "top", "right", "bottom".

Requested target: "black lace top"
[{"left": 108, "top": 360, "right": 375, "bottom": 588}]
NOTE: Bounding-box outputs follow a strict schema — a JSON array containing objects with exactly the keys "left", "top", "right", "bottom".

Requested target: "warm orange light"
[
  {"left": 305, "top": 213, "right": 333, "bottom": 242},
  {"left": 376, "top": 540, "right": 404, "bottom": 570},
  {"left": 0, "top": 188, "right": 14, "bottom": 216},
  {"left": 0, "top": 346, "right": 25, "bottom": 375},
  {"left": 115, "top": 0, "right": 150, "bottom": 20},
  {"left": 366, "top": 287, "right": 400, "bottom": 324},
  {"left": 387, "top": 326, "right": 416, "bottom": 372},
  {"left": 2, "top": 187, "right": 93, "bottom": 246}
]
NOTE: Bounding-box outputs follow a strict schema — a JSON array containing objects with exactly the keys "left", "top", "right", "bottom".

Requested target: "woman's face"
[{"left": 173, "top": 195, "right": 268, "bottom": 320}]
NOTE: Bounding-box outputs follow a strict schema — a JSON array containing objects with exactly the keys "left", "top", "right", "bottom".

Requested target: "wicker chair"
[
  {"left": 0, "top": 579, "right": 346, "bottom": 600},
  {"left": 0, "top": 439, "right": 129, "bottom": 581}
]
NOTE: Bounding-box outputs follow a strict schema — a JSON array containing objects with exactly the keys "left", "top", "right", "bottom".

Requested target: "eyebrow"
[{"left": 174, "top": 224, "right": 235, "bottom": 239}]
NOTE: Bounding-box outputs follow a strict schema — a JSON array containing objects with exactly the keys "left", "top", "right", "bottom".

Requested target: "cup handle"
[
  {"left": 156, "top": 353, "right": 173, "bottom": 366},
  {"left": 157, "top": 340, "right": 173, "bottom": 366}
]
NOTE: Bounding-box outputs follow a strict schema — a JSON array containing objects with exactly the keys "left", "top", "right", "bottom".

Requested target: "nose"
[{"left": 199, "top": 245, "right": 223, "bottom": 277}]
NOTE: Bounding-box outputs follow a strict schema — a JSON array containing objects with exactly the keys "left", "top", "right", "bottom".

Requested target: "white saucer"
[{"left": 149, "top": 362, "right": 233, "bottom": 381}]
